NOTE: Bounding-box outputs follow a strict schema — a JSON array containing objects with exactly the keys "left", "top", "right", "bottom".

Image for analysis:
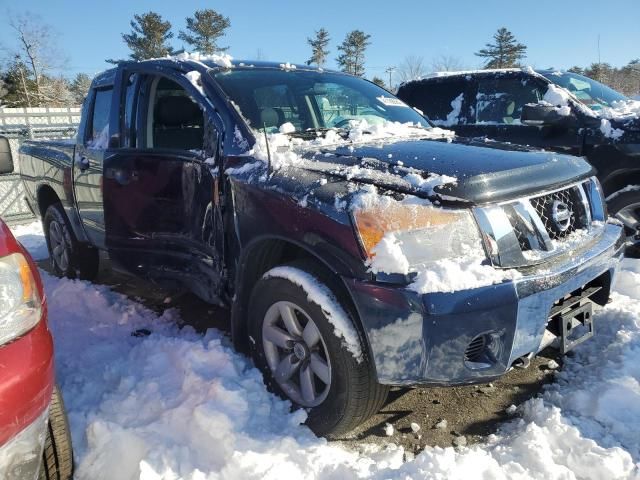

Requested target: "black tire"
[
  {"left": 39, "top": 385, "right": 73, "bottom": 480},
  {"left": 248, "top": 260, "right": 388, "bottom": 438},
  {"left": 607, "top": 188, "right": 640, "bottom": 258},
  {"left": 43, "top": 203, "right": 99, "bottom": 280}
]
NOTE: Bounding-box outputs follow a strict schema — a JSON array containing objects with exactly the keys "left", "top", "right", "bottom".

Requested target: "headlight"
[
  {"left": 0, "top": 252, "right": 42, "bottom": 346},
  {"left": 351, "top": 198, "right": 485, "bottom": 275}
]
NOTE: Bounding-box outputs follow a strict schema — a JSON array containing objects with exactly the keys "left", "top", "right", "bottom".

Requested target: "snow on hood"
[
  {"left": 9, "top": 221, "right": 640, "bottom": 479},
  {"left": 239, "top": 120, "right": 454, "bottom": 174}
]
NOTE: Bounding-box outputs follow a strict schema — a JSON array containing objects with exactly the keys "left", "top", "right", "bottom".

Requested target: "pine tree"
[
  {"left": 179, "top": 9, "right": 230, "bottom": 54},
  {"left": 306, "top": 28, "right": 330, "bottom": 67},
  {"left": 70, "top": 73, "right": 93, "bottom": 104},
  {"left": 122, "top": 12, "right": 175, "bottom": 61},
  {"left": 337, "top": 30, "right": 371, "bottom": 77},
  {"left": 371, "top": 76, "right": 386, "bottom": 88},
  {"left": 1, "top": 59, "right": 37, "bottom": 107},
  {"left": 475, "top": 28, "right": 527, "bottom": 69}
]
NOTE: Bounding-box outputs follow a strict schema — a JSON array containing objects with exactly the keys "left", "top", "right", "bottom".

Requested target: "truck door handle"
[{"left": 78, "top": 156, "right": 90, "bottom": 171}]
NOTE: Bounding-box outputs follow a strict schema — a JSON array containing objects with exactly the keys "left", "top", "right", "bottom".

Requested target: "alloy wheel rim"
[
  {"left": 615, "top": 202, "right": 640, "bottom": 245},
  {"left": 49, "top": 220, "right": 70, "bottom": 272},
  {"left": 262, "top": 301, "right": 332, "bottom": 407}
]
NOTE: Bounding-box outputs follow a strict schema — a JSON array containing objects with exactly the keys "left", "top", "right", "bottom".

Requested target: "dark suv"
[{"left": 397, "top": 69, "right": 640, "bottom": 255}]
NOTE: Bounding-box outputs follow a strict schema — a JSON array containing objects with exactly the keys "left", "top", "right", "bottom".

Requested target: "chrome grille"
[
  {"left": 529, "top": 186, "right": 585, "bottom": 240},
  {"left": 473, "top": 177, "right": 606, "bottom": 268}
]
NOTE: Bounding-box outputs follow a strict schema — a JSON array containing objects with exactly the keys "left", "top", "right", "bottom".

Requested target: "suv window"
[
  {"left": 475, "top": 76, "right": 544, "bottom": 125},
  {"left": 87, "top": 87, "right": 113, "bottom": 149},
  {"left": 397, "top": 79, "right": 468, "bottom": 125},
  {"left": 148, "top": 77, "right": 204, "bottom": 151}
]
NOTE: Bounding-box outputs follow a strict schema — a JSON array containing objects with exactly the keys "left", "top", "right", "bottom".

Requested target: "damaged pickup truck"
[{"left": 15, "top": 55, "right": 626, "bottom": 437}]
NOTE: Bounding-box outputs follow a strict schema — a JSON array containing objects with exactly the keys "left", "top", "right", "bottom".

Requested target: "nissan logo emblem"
[{"left": 551, "top": 200, "right": 573, "bottom": 232}]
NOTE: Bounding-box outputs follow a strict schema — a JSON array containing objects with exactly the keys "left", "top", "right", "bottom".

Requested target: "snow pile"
[
  {"left": 597, "top": 99, "right": 640, "bottom": 139},
  {"left": 244, "top": 120, "right": 454, "bottom": 173},
  {"left": 170, "top": 51, "right": 233, "bottom": 69},
  {"left": 408, "top": 255, "right": 522, "bottom": 294},
  {"left": 598, "top": 98, "right": 640, "bottom": 121},
  {"left": 402, "top": 169, "right": 457, "bottom": 196},
  {"left": 9, "top": 223, "right": 640, "bottom": 479},
  {"left": 431, "top": 93, "right": 464, "bottom": 126},
  {"left": 600, "top": 119, "right": 626, "bottom": 140},
  {"left": 541, "top": 84, "right": 572, "bottom": 116}
]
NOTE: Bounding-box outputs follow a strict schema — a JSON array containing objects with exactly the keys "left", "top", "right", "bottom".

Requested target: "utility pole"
[{"left": 385, "top": 66, "right": 396, "bottom": 91}]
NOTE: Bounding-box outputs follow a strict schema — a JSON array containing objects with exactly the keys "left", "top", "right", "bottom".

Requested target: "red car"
[{"left": 0, "top": 219, "right": 72, "bottom": 480}]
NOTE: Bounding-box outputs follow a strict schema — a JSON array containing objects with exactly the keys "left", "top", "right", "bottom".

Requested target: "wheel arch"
[
  {"left": 230, "top": 236, "right": 372, "bottom": 360},
  {"left": 601, "top": 169, "right": 640, "bottom": 198},
  {"left": 36, "top": 184, "right": 88, "bottom": 243}
]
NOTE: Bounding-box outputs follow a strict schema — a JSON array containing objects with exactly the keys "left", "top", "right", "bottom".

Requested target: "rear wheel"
[
  {"left": 39, "top": 385, "right": 73, "bottom": 480},
  {"left": 43, "top": 203, "right": 99, "bottom": 279},
  {"left": 248, "top": 260, "right": 388, "bottom": 438},
  {"left": 608, "top": 188, "right": 640, "bottom": 258}
]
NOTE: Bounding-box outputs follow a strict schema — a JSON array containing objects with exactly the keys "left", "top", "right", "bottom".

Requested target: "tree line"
[{"left": 1, "top": 11, "right": 638, "bottom": 108}]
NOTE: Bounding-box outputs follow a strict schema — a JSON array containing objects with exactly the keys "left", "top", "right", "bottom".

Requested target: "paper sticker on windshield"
[{"left": 377, "top": 96, "right": 409, "bottom": 107}]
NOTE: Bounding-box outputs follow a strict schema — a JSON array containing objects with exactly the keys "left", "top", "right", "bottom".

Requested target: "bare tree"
[
  {"left": 7, "top": 13, "right": 66, "bottom": 105},
  {"left": 397, "top": 55, "right": 427, "bottom": 84},
  {"left": 431, "top": 54, "right": 464, "bottom": 72},
  {"left": 2, "top": 12, "right": 68, "bottom": 106}
]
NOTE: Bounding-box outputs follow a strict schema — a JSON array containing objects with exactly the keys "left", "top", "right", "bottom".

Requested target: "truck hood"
[{"left": 295, "top": 136, "right": 594, "bottom": 204}]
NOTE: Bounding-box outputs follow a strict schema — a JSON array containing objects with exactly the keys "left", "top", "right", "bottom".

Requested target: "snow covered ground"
[{"left": 9, "top": 221, "right": 640, "bottom": 479}]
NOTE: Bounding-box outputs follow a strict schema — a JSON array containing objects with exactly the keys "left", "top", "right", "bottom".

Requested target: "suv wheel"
[
  {"left": 43, "top": 203, "right": 99, "bottom": 279},
  {"left": 608, "top": 188, "right": 640, "bottom": 258},
  {"left": 248, "top": 260, "right": 388, "bottom": 438},
  {"left": 39, "top": 385, "right": 73, "bottom": 480}
]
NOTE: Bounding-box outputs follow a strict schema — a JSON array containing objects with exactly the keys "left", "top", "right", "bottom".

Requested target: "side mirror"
[
  {"left": 0, "top": 136, "right": 14, "bottom": 175},
  {"left": 521, "top": 103, "right": 576, "bottom": 128}
]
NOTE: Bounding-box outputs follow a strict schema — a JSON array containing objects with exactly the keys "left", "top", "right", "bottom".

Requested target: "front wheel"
[
  {"left": 608, "top": 188, "right": 640, "bottom": 258},
  {"left": 248, "top": 261, "right": 388, "bottom": 438}
]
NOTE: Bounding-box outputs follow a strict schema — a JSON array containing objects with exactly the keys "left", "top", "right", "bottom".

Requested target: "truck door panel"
[{"left": 103, "top": 70, "right": 225, "bottom": 302}]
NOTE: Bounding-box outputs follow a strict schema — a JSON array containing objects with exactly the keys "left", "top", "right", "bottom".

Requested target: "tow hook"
[{"left": 513, "top": 353, "right": 533, "bottom": 369}]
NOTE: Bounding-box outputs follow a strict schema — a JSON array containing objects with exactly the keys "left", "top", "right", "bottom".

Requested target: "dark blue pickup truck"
[{"left": 9, "top": 56, "right": 626, "bottom": 436}]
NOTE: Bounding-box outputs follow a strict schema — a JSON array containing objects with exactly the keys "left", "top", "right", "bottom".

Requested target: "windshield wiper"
[{"left": 285, "top": 127, "right": 349, "bottom": 140}]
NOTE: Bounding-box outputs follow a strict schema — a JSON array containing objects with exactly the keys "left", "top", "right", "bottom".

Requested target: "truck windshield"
[
  {"left": 211, "top": 68, "right": 430, "bottom": 133},
  {"left": 541, "top": 71, "right": 628, "bottom": 111}
]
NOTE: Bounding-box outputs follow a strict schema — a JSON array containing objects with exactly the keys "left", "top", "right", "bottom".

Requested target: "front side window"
[
  {"left": 87, "top": 87, "right": 113, "bottom": 149},
  {"left": 541, "top": 71, "right": 628, "bottom": 111},
  {"left": 212, "top": 69, "right": 430, "bottom": 134},
  {"left": 475, "top": 76, "right": 544, "bottom": 125},
  {"left": 147, "top": 77, "right": 204, "bottom": 151}
]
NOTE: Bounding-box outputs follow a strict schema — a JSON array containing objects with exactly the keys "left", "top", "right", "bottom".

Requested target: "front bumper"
[
  {"left": 346, "top": 222, "right": 626, "bottom": 386},
  {"left": 0, "top": 407, "right": 48, "bottom": 480}
]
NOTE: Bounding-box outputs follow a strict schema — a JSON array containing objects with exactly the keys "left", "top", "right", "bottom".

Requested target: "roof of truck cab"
[{"left": 204, "top": 59, "right": 340, "bottom": 74}]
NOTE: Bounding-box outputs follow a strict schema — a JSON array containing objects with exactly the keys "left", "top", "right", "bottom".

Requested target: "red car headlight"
[{"left": 0, "top": 252, "right": 42, "bottom": 346}]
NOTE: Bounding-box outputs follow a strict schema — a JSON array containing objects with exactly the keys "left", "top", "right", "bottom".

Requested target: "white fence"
[
  {"left": 0, "top": 106, "right": 81, "bottom": 138},
  {"left": 0, "top": 107, "right": 81, "bottom": 223}
]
